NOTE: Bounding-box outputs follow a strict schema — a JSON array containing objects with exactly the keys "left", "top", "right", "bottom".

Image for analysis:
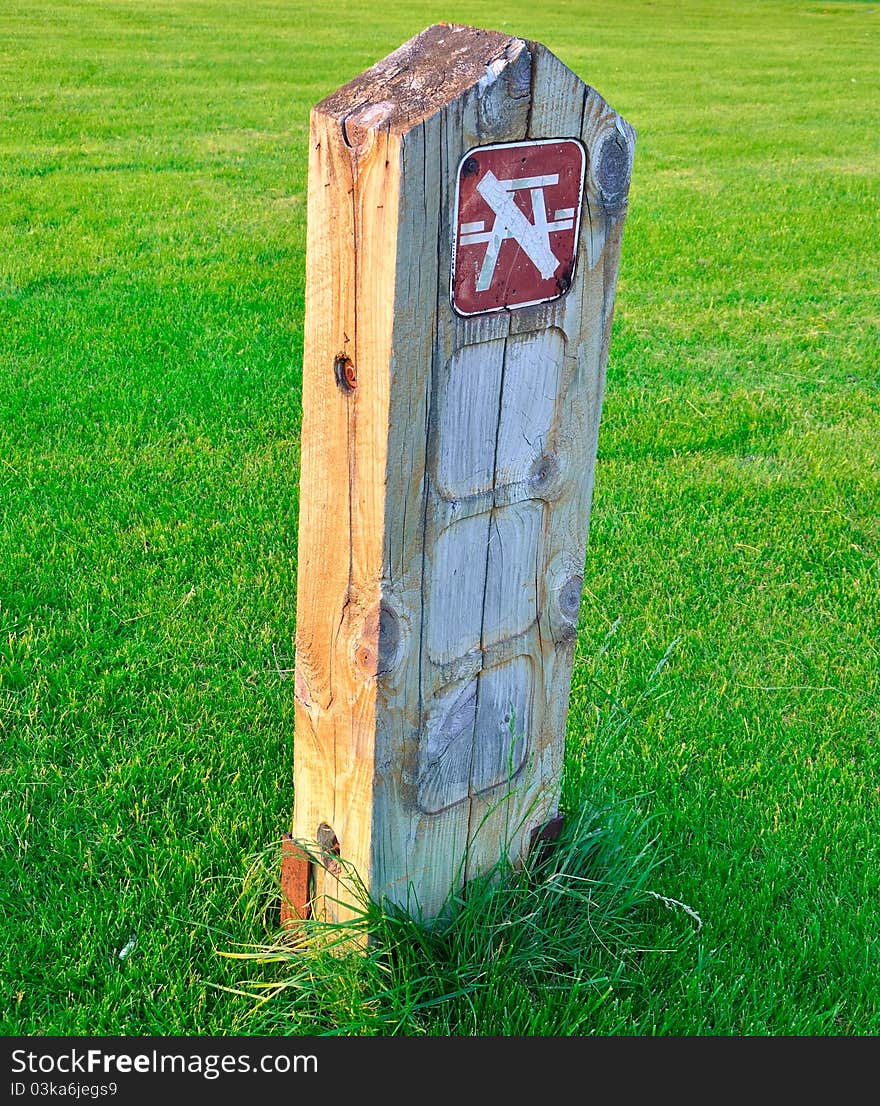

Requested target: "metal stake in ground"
[{"left": 287, "top": 23, "right": 635, "bottom": 928}]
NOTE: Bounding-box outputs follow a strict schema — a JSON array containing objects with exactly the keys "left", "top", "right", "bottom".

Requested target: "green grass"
[
  {"left": 219, "top": 792, "right": 693, "bottom": 1036},
  {"left": 1, "top": 0, "right": 878, "bottom": 1035}
]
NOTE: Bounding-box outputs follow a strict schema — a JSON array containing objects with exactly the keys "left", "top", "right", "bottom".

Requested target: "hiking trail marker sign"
[
  {"left": 451, "top": 138, "right": 586, "bottom": 315},
  {"left": 287, "top": 23, "right": 634, "bottom": 928}
]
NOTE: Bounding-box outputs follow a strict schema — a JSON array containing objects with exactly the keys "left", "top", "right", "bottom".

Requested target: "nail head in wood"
[{"left": 333, "top": 354, "right": 357, "bottom": 393}]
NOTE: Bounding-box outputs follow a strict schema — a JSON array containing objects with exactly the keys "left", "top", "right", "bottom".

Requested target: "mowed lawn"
[{"left": 1, "top": 0, "right": 877, "bottom": 1035}]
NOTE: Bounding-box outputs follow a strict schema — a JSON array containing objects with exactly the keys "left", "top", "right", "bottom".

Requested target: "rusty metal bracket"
[
  {"left": 528, "top": 812, "right": 565, "bottom": 867},
  {"left": 280, "top": 834, "right": 312, "bottom": 928}
]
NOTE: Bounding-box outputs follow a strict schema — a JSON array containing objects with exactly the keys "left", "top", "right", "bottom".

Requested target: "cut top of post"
[{"left": 316, "top": 24, "right": 527, "bottom": 146}]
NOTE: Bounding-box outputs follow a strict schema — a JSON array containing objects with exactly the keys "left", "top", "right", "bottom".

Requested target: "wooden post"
[{"left": 290, "top": 23, "right": 634, "bottom": 926}]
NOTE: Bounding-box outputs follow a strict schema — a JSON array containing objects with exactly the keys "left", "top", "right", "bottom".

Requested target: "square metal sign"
[{"left": 450, "top": 138, "right": 586, "bottom": 317}]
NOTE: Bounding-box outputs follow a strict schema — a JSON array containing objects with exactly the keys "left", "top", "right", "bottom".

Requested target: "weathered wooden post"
[{"left": 287, "top": 23, "right": 634, "bottom": 926}]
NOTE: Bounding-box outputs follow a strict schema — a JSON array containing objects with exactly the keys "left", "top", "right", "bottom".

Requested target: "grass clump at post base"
[{"left": 219, "top": 788, "right": 699, "bottom": 1036}]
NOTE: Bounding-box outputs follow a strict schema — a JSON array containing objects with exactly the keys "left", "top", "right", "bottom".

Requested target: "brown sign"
[{"left": 451, "top": 138, "right": 586, "bottom": 316}]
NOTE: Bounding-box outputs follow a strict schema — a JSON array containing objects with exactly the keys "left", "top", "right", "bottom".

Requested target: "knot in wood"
[
  {"left": 558, "top": 575, "right": 583, "bottom": 623},
  {"left": 316, "top": 822, "right": 342, "bottom": 875},
  {"left": 353, "top": 600, "right": 401, "bottom": 677},
  {"left": 377, "top": 601, "right": 401, "bottom": 675},
  {"left": 529, "top": 452, "right": 559, "bottom": 491},
  {"left": 596, "top": 131, "right": 632, "bottom": 215}
]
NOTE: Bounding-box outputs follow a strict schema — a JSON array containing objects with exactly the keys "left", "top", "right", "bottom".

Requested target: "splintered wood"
[{"left": 291, "top": 23, "right": 634, "bottom": 926}]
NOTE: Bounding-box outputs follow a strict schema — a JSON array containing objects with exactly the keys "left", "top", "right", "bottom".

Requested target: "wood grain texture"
[{"left": 292, "top": 24, "right": 634, "bottom": 924}]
